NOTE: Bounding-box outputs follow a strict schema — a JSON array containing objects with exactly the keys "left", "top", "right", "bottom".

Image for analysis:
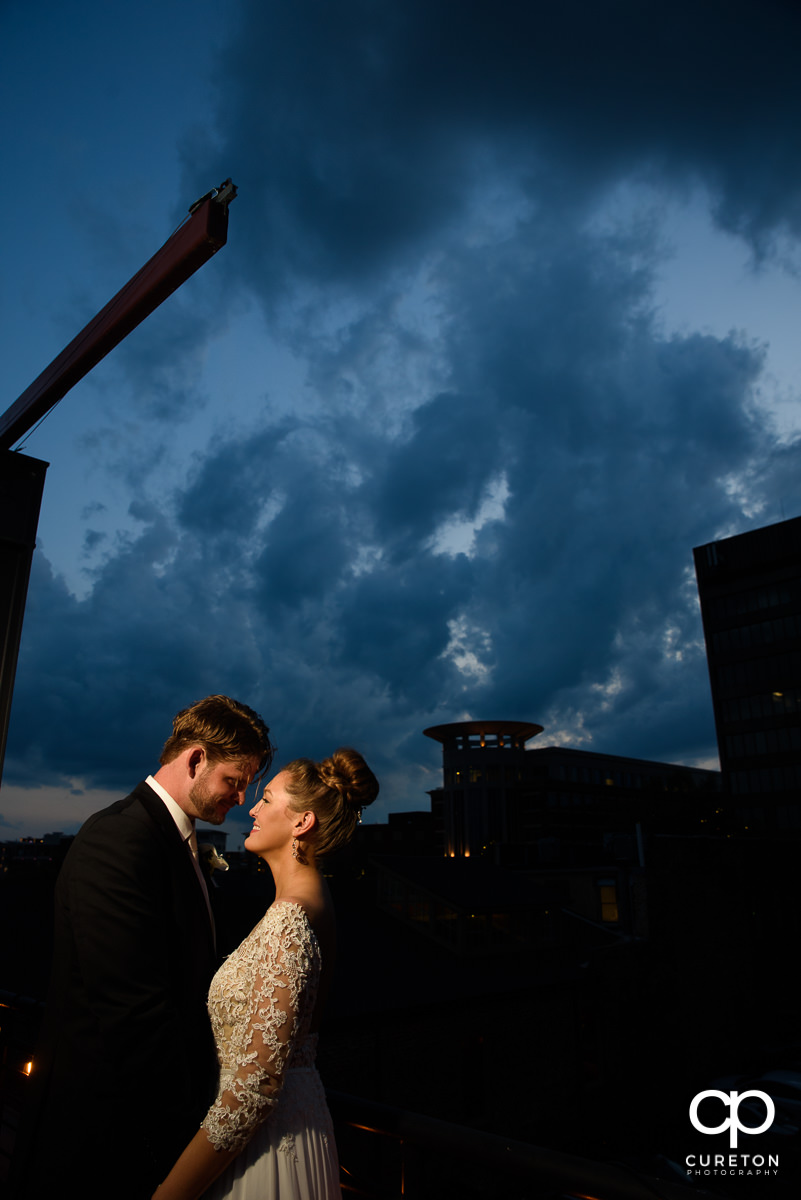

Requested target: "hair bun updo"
[
  {"left": 284, "top": 747, "right": 379, "bottom": 861},
  {"left": 318, "top": 747, "right": 379, "bottom": 816}
]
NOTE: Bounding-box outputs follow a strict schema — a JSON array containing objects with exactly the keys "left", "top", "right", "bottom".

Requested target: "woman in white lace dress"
[{"left": 153, "top": 748, "right": 379, "bottom": 1200}]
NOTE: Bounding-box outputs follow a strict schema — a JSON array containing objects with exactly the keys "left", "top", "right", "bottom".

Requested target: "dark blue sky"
[{"left": 3, "top": 0, "right": 800, "bottom": 839}]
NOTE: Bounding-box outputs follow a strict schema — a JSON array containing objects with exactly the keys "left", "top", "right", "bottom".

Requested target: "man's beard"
[{"left": 189, "top": 770, "right": 228, "bottom": 825}]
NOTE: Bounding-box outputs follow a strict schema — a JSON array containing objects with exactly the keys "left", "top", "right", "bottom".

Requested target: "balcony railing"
[
  {"left": 1, "top": 990, "right": 701, "bottom": 1200},
  {"left": 327, "top": 1090, "right": 702, "bottom": 1200}
]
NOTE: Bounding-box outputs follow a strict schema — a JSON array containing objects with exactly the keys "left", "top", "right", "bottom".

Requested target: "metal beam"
[
  {"left": 0, "top": 180, "right": 236, "bottom": 451},
  {"left": 0, "top": 181, "right": 236, "bottom": 787}
]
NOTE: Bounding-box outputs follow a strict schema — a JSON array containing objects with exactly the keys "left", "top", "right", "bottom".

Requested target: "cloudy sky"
[{"left": 2, "top": 0, "right": 800, "bottom": 841}]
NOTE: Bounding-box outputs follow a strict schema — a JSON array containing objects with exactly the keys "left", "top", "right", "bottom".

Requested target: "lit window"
[{"left": 598, "top": 881, "right": 619, "bottom": 923}]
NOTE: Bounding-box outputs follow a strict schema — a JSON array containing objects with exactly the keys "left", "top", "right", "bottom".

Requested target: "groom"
[{"left": 14, "top": 695, "right": 274, "bottom": 1200}]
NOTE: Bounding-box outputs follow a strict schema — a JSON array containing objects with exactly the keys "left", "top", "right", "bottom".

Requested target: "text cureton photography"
[{"left": 686, "top": 1089, "right": 781, "bottom": 1182}]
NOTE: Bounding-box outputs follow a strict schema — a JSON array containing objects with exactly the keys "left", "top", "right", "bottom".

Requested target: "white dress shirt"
[{"left": 145, "top": 774, "right": 215, "bottom": 939}]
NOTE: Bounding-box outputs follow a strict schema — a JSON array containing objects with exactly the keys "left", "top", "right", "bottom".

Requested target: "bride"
[{"left": 153, "top": 747, "right": 379, "bottom": 1200}]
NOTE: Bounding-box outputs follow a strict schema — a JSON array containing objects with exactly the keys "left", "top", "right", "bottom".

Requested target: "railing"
[
  {"left": 327, "top": 1091, "right": 701, "bottom": 1200},
  {"left": 1, "top": 992, "right": 700, "bottom": 1200}
]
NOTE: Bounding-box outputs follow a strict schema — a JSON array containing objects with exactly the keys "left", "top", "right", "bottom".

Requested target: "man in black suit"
[{"left": 13, "top": 695, "right": 273, "bottom": 1200}]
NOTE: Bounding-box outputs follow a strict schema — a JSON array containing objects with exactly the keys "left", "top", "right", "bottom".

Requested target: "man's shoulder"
[
  {"left": 82, "top": 781, "right": 159, "bottom": 824},
  {"left": 62, "top": 783, "right": 181, "bottom": 877},
  {"left": 73, "top": 782, "right": 174, "bottom": 848}
]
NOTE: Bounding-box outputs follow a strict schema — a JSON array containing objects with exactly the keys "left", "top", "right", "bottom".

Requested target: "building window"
[{"left": 597, "top": 880, "right": 619, "bottom": 923}]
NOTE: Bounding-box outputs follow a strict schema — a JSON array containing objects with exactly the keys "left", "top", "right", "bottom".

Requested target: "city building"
[
  {"left": 424, "top": 719, "right": 721, "bottom": 861},
  {"left": 423, "top": 720, "right": 543, "bottom": 857},
  {"left": 693, "top": 514, "right": 801, "bottom": 832},
  {"left": 416, "top": 719, "right": 721, "bottom": 944}
]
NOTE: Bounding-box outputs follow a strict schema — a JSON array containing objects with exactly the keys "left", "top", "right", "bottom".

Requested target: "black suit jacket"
[{"left": 14, "top": 782, "right": 219, "bottom": 1200}]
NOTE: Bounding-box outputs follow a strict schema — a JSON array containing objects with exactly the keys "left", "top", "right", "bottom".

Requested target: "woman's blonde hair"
[{"left": 284, "top": 747, "right": 378, "bottom": 861}]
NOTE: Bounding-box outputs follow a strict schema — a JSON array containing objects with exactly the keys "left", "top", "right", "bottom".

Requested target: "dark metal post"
[{"left": 0, "top": 452, "right": 48, "bottom": 781}]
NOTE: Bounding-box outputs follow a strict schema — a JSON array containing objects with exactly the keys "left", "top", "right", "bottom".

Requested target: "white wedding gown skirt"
[
  {"left": 205, "top": 1064, "right": 340, "bottom": 1200},
  {"left": 201, "top": 903, "right": 340, "bottom": 1199}
]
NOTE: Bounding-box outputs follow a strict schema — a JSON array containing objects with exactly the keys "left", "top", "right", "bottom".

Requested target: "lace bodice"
[{"left": 202, "top": 901, "right": 321, "bottom": 1152}]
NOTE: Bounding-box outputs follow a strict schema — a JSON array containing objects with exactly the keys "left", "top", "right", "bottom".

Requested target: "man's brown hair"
[{"left": 160, "top": 695, "right": 274, "bottom": 777}]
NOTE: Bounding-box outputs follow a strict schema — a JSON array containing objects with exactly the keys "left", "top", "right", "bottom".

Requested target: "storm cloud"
[{"left": 4, "top": 0, "right": 800, "bottom": 835}]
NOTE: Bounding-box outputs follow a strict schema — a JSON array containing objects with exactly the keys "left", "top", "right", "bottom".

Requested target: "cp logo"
[{"left": 690, "top": 1090, "right": 775, "bottom": 1148}]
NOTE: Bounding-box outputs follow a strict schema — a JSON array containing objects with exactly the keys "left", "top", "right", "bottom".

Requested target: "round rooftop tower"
[
  {"left": 424, "top": 720, "right": 543, "bottom": 752},
  {"left": 424, "top": 720, "right": 543, "bottom": 857}
]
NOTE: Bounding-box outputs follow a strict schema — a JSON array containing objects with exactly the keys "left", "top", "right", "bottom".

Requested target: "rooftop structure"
[{"left": 424, "top": 720, "right": 543, "bottom": 857}]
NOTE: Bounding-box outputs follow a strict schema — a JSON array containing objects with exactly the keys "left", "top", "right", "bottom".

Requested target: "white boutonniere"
[{"left": 199, "top": 844, "right": 229, "bottom": 884}]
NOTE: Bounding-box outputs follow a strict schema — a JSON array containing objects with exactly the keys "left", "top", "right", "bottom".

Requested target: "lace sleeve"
[{"left": 201, "top": 903, "right": 318, "bottom": 1152}]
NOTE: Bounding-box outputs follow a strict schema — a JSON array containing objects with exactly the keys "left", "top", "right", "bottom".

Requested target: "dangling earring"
[{"left": 292, "top": 838, "right": 299, "bottom": 861}]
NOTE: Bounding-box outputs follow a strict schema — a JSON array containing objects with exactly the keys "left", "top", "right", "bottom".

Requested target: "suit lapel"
[{"left": 134, "top": 782, "right": 217, "bottom": 954}]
